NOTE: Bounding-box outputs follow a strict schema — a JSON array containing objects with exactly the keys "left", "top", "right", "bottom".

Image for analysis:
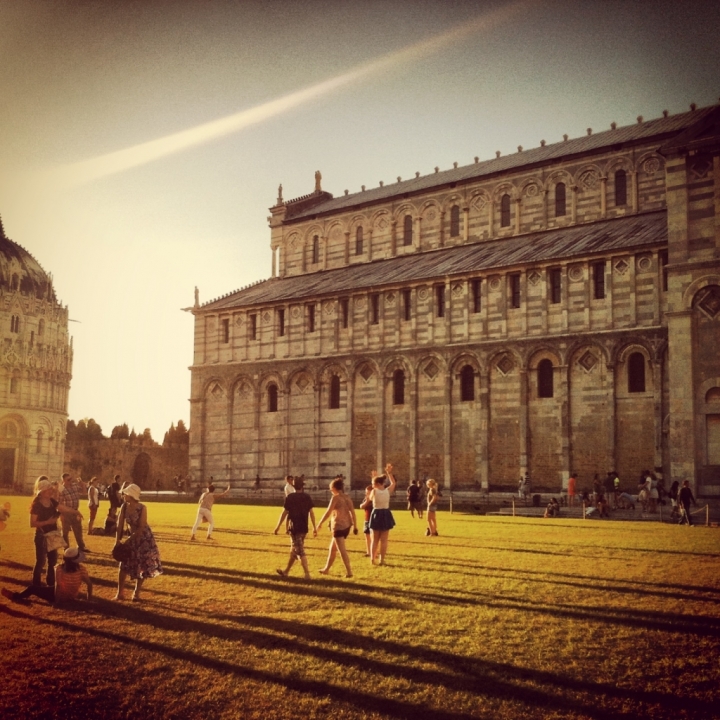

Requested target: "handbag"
[
  {"left": 112, "top": 540, "right": 132, "bottom": 562},
  {"left": 45, "top": 529, "right": 67, "bottom": 553}
]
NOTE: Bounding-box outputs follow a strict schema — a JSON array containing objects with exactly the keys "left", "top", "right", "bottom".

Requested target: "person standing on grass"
[
  {"left": 29, "top": 477, "right": 83, "bottom": 589},
  {"left": 368, "top": 463, "right": 397, "bottom": 566},
  {"left": 87, "top": 477, "right": 100, "bottom": 535},
  {"left": 60, "top": 473, "right": 90, "bottom": 552},
  {"left": 2, "top": 546, "right": 93, "bottom": 605},
  {"left": 407, "top": 480, "right": 422, "bottom": 518},
  {"left": 426, "top": 479, "right": 440, "bottom": 536},
  {"left": 283, "top": 475, "right": 295, "bottom": 496},
  {"left": 317, "top": 476, "right": 358, "bottom": 578},
  {"left": 273, "top": 475, "right": 317, "bottom": 579},
  {"left": 678, "top": 480, "right": 697, "bottom": 525},
  {"left": 113, "top": 484, "right": 162, "bottom": 601},
  {"left": 190, "top": 482, "right": 230, "bottom": 541},
  {"left": 107, "top": 474, "right": 122, "bottom": 513},
  {"left": 359, "top": 483, "right": 373, "bottom": 556},
  {"left": 567, "top": 473, "right": 577, "bottom": 507}
]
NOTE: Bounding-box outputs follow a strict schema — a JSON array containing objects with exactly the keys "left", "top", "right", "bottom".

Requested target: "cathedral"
[
  {"left": 0, "top": 220, "right": 72, "bottom": 491},
  {"left": 189, "top": 103, "right": 720, "bottom": 495}
]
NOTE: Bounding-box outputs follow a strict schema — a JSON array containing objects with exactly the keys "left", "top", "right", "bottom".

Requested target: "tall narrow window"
[
  {"left": 312, "top": 235, "right": 320, "bottom": 264},
  {"left": 277, "top": 308, "right": 285, "bottom": 337},
  {"left": 614, "top": 169, "right": 627, "bottom": 206},
  {"left": 471, "top": 279, "right": 482, "bottom": 313},
  {"left": 628, "top": 353, "right": 646, "bottom": 393},
  {"left": 10, "top": 315, "right": 19, "bottom": 333},
  {"left": 450, "top": 205, "right": 460, "bottom": 237},
  {"left": 555, "top": 182, "right": 566, "bottom": 217},
  {"left": 460, "top": 365, "right": 475, "bottom": 402},
  {"left": 340, "top": 298, "right": 349, "bottom": 329},
  {"left": 36, "top": 429, "right": 43, "bottom": 454},
  {"left": 267, "top": 384, "right": 278, "bottom": 412},
  {"left": 393, "top": 369, "right": 405, "bottom": 405},
  {"left": 307, "top": 304, "right": 315, "bottom": 333},
  {"left": 509, "top": 274, "right": 521, "bottom": 308},
  {"left": 500, "top": 194, "right": 511, "bottom": 227},
  {"left": 436, "top": 285, "right": 445, "bottom": 318},
  {"left": 403, "top": 215, "right": 413, "bottom": 246},
  {"left": 355, "top": 226, "right": 364, "bottom": 255},
  {"left": 38, "top": 319, "right": 45, "bottom": 336},
  {"left": 10, "top": 377, "right": 17, "bottom": 394},
  {"left": 370, "top": 294, "right": 380, "bottom": 324},
  {"left": 10, "top": 274, "right": 18, "bottom": 291},
  {"left": 329, "top": 375, "right": 341, "bottom": 409},
  {"left": 249, "top": 314, "right": 257, "bottom": 340},
  {"left": 402, "top": 288, "right": 412, "bottom": 321},
  {"left": 538, "top": 359, "right": 554, "bottom": 398},
  {"left": 221, "top": 319, "right": 230, "bottom": 344},
  {"left": 659, "top": 250, "right": 668, "bottom": 292},
  {"left": 593, "top": 261, "right": 606, "bottom": 299},
  {"left": 549, "top": 268, "right": 562, "bottom": 304}
]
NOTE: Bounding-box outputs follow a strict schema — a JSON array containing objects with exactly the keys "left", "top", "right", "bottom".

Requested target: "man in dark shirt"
[
  {"left": 678, "top": 480, "right": 697, "bottom": 525},
  {"left": 107, "top": 475, "right": 122, "bottom": 512},
  {"left": 273, "top": 475, "right": 317, "bottom": 579}
]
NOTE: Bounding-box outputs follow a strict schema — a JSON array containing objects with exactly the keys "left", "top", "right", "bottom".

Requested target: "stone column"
[
  {"left": 653, "top": 359, "right": 664, "bottom": 473},
  {"left": 514, "top": 198, "right": 521, "bottom": 234},
  {"left": 600, "top": 175, "right": 607, "bottom": 218},
  {"left": 410, "top": 368, "right": 417, "bottom": 483},
  {"left": 559, "top": 364, "right": 570, "bottom": 489},
  {"left": 463, "top": 206, "right": 470, "bottom": 242},
  {"left": 606, "top": 362, "right": 616, "bottom": 473},
  {"left": 571, "top": 185, "right": 578, "bottom": 224},
  {"left": 444, "top": 367, "right": 452, "bottom": 490},
  {"left": 346, "top": 368, "right": 354, "bottom": 486},
  {"left": 630, "top": 170, "right": 639, "bottom": 213},
  {"left": 478, "top": 368, "right": 490, "bottom": 490}
]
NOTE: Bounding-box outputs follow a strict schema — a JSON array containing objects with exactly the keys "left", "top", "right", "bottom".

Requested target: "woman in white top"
[
  {"left": 368, "top": 463, "right": 397, "bottom": 566},
  {"left": 317, "top": 476, "right": 357, "bottom": 578},
  {"left": 190, "top": 482, "right": 230, "bottom": 540}
]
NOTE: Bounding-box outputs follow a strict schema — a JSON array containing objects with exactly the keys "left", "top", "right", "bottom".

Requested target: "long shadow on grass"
[{"left": 1, "top": 602, "right": 715, "bottom": 720}]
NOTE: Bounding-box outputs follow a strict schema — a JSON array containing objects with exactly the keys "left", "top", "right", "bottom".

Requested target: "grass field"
[{"left": 1, "top": 496, "right": 719, "bottom": 720}]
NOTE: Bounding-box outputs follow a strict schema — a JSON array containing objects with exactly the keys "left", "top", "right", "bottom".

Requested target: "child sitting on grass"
[{"left": 2, "top": 546, "right": 93, "bottom": 605}]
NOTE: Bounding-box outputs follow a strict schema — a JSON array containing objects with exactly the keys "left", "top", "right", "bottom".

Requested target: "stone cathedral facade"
[{"left": 189, "top": 104, "right": 720, "bottom": 495}]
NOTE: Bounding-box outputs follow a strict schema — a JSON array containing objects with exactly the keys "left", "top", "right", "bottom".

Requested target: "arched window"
[
  {"left": 38, "top": 319, "right": 45, "bottom": 336},
  {"left": 628, "top": 353, "right": 646, "bottom": 393},
  {"left": 393, "top": 369, "right": 405, "bottom": 406},
  {"left": 615, "top": 169, "right": 627, "bottom": 206},
  {"left": 355, "top": 226, "right": 363, "bottom": 255},
  {"left": 329, "top": 374, "right": 340, "bottom": 409},
  {"left": 312, "top": 235, "right": 320, "bottom": 264},
  {"left": 10, "top": 315, "right": 19, "bottom": 333},
  {"left": 460, "top": 365, "right": 475, "bottom": 402},
  {"left": 36, "top": 429, "right": 43, "bottom": 454},
  {"left": 538, "top": 359, "right": 554, "bottom": 398},
  {"left": 555, "top": 182, "right": 566, "bottom": 217},
  {"left": 403, "top": 215, "right": 413, "bottom": 246},
  {"left": 9, "top": 377, "right": 17, "bottom": 394},
  {"left": 450, "top": 205, "right": 460, "bottom": 237},
  {"left": 267, "top": 384, "right": 278, "bottom": 412},
  {"left": 10, "top": 273, "right": 18, "bottom": 291},
  {"left": 500, "top": 194, "right": 511, "bottom": 227}
]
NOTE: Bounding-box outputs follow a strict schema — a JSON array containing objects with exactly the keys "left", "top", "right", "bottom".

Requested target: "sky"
[{"left": 0, "top": 0, "right": 718, "bottom": 441}]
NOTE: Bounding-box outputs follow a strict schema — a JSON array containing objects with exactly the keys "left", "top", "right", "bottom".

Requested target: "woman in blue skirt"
[{"left": 368, "top": 463, "right": 397, "bottom": 565}]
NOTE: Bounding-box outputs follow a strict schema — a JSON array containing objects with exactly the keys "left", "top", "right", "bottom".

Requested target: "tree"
[
  {"left": 111, "top": 423, "right": 130, "bottom": 440},
  {"left": 129, "top": 428, "right": 137, "bottom": 442},
  {"left": 141, "top": 428, "right": 155, "bottom": 446},
  {"left": 163, "top": 420, "right": 189, "bottom": 447}
]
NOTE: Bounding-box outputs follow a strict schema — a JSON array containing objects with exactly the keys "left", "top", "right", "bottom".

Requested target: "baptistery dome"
[{"left": 0, "top": 217, "right": 72, "bottom": 491}]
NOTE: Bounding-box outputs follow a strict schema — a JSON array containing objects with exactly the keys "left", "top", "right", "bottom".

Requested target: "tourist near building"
[
  {"left": 189, "top": 103, "right": 720, "bottom": 495},
  {"left": 0, "top": 219, "right": 72, "bottom": 491}
]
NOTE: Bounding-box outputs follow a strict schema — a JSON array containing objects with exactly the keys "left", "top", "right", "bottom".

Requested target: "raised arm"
[
  {"left": 385, "top": 463, "right": 397, "bottom": 493},
  {"left": 273, "top": 509, "right": 288, "bottom": 534}
]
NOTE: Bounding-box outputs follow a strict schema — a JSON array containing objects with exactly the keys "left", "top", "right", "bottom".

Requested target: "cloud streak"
[{"left": 47, "top": 0, "right": 532, "bottom": 188}]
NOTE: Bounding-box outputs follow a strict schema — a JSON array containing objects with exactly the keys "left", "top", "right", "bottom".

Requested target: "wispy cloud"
[{"left": 46, "top": 0, "right": 531, "bottom": 188}]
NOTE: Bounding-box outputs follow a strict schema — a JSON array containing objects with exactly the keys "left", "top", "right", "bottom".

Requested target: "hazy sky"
[{"left": 1, "top": 0, "right": 718, "bottom": 440}]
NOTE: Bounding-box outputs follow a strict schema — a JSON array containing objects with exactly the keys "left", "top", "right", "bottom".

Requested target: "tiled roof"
[
  {"left": 202, "top": 211, "right": 667, "bottom": 311},
  {"left": 283, "top": 107, "right": 715, "bottom": 221}
]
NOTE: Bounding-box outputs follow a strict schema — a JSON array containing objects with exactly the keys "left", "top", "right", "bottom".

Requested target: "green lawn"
[{"left": 1, "top": 497, "right": 718, "bottom": 719}]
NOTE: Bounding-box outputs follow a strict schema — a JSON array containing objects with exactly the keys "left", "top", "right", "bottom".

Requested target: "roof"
[
  {"left": 0, "top": 221, "right": 56, "bottom": 300},
  {"left": 202, "top": 210, "right": 667, "bottom": 311},
  {"left": 281, "top": 106, "right": 715, "bottom": 221}
]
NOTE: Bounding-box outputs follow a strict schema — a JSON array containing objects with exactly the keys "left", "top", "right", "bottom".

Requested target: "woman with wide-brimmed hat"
[{"left": 112, "top": 483, "right": 162, "bottom": 601}]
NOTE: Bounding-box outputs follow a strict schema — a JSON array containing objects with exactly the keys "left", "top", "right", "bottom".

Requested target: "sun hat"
[
  {"left": 35, "top": 479, "right": 52, "bottom": 494},
  {"left": 64, "top": 546, "right": 80, "bottom": 560},
  {"left": 121, "top": 483, "right": 141, "bottom": 501}
]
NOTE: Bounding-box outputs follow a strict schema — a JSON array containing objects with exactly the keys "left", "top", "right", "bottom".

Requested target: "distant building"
[
  {"left": 0, "top": 219, "right": 72, "bottom": 491},
  {"left": 189, "top": 104, "right": 720, "bottom": 495}
]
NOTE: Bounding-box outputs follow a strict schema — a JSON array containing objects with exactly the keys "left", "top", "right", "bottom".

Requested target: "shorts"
[
  {"left": 289, "top": 533, "right": 307, "bottom": 558},
  {"left": 333, "top": 526, "right": 351, "bottom": 539}
]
